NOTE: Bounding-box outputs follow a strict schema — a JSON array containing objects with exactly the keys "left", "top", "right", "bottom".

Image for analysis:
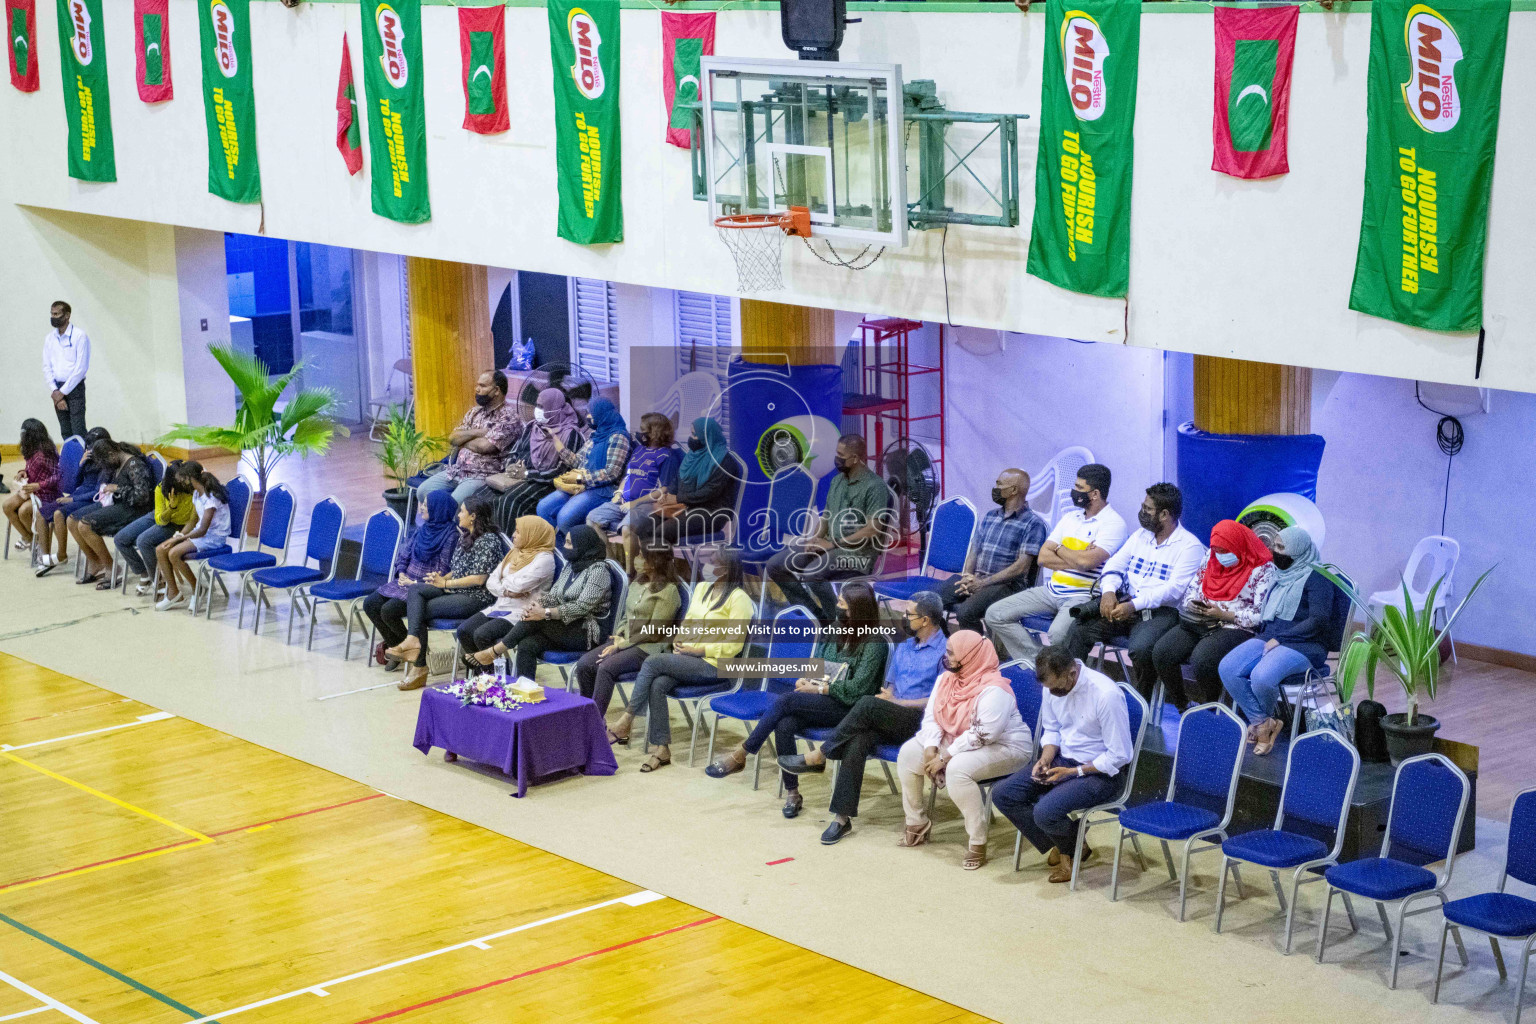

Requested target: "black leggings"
[
  {"left": 362, "top": 591, "right": 409, "bottom": 649},
  {"left": 463, "top": 616, "right": 592, "bottom": 679},
  {"left": 404, "top": 585, "right": 491, "bottom": 666},
  {"left": 573, "top": 643, "right": 651, "bottom": 715},
  {"left": 1150, "top": 622, "right": 1254, "bottom": 707}
]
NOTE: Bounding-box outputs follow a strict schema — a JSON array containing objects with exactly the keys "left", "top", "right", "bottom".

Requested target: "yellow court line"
[{"left": 1, "top": 752, "right": 212, "bottom": 843}]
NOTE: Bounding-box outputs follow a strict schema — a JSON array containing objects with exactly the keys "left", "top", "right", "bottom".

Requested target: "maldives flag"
[
  {"left": 1212, "top": 5, "right": 1297, "bottom": 179},
  {"left": 6, "top": 0, "right": 38, "bottom": 92},
  {"left": 134, "top": 0, "right": 171, "bottom": 103},
  {"left": 335, "top": 35, "right": 362, "bottom": 175},
  {"left": 459, "top": 5, "right": 507, "bottom": 134},
  {"left": 661, "top": 11, "right": 713, "bottom": 148}
]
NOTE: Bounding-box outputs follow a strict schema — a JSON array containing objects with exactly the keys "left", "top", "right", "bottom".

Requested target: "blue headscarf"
[
  {"left": 583, "top": 398, "right": 628, "bottom": 473},
  {"left": 679, "top": 416, "right": 728, "bottom": 489},
  {"left": 410, "top": 489, "right": 461, "bottom": 565}
]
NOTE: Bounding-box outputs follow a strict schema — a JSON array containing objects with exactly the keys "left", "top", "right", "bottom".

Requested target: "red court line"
[
  {"left": 0, "top": 792, "right": 388, "bottom": 891},
  {"left": 766, "top": 857, "right": 794, "bottom": 866},
  {"left": 348, "top": 915, "right": 722, "bottom": 1024}
]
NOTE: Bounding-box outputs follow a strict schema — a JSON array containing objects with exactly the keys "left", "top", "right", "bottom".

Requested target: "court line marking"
[
  {"left": 316, "top": 680, "right": 401, "bottom": 701},
  {"left": 0, "top": 971, "right": 100, "bottom": 1024},
  {"left": 0, "top": 1006, "right": 52, "bottom": 1021},
  {"left": 348, "top": 914, "right": 722, "bottom": 1024},
  {"left": 181, "top": 890, "right": 667, "bottom": 1024},
  {"left": 1, "top": 712, "right": 177, "bottom": 752},
  {"left": 766, "top": 857, "right": 795, "bottom": 866},
  {"left": 0, "top": 752, "right": 211, "bottom": 843},
  {"left": 8, "top": 697, "right": 132, "bottom": 726}
]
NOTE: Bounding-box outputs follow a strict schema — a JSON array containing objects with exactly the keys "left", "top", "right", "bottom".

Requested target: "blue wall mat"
[{"left": 1175, "top": 422, "right": 1326, "bottom": 544}]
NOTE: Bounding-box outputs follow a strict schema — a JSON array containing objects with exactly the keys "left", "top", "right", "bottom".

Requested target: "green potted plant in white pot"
[
  {"left": 374, "top": 405, "right": 444, "bottom": 523},
  {"left": 1315, "top": 565, "right": 1493, "bottom": 765}
]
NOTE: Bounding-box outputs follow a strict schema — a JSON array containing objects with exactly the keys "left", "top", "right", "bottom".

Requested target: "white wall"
[
  {"left": 6, "top": 3, "right": 1536, "bottom": 393},
  {"left": 174, "top": 226, "right": 236, "bottom": 431}
]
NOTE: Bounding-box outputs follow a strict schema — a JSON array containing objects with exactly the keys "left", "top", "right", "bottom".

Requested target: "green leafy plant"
[
  {"left": 158, "top": 343, "right": 346, "bottom": 495},
  {"left": 375, "top": 405, "right": 445, "bottom": 492},
  {"left": 1315, "top": 565, "right": 1494, "bottom": 724}
]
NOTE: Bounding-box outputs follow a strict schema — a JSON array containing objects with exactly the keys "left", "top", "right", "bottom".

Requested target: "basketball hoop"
[{"left": 715, "top": 206, "right": 812, "bottom": 293}]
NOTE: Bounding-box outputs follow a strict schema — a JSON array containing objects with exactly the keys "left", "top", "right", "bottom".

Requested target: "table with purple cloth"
[{"left": 412, "top": 685, "right": 619, "bottom": 797}]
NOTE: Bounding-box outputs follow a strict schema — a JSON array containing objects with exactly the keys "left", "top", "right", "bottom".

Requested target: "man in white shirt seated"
[
  {"left": 992, "top": 646, "right": 1134, "bottom": 883},
  {"left": 1063, "top": 481, "right": 1204, "bottom": 697},
  {"left": 983, "top": 463, "right": 1127, "bottom": 662},
  {"left": 42, "top": 300, "right": 91, "bottom": 440}
]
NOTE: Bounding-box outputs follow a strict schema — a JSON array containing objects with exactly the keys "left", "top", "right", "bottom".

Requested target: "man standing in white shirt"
[
  {"left": 42, "top": 301, "right": 91, "bottom": 439},
  {"left": 1064, "top": 481, "right": 1204, "bottom": 695},
  {"left": 992, "top": 647, "right": 1133, "bottom": 883},
  {"left": 984, "top": 463, "right": 1127, "bottom": 663}
]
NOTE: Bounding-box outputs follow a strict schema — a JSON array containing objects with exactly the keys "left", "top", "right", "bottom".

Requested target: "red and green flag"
[
  {"left": 459, "top": 5, "right": 507, "bottom": 134},
  {"left": 56, "top": 0, "right": 115, "bottom": 181},
  {"left": 661, "top": 11, "right": 713, "bottom": 149},
  {"left": 1212, "top": 5, "right": 1295, "bottom": 179},
  {"left": 335, "top": 34, "right": 362, "bottom": 174},
  {"left": 6, "top": 0, "right": 38, "bottom": 92},
  {"left": 133, "top": 0, "right": 171, "bottom": 103}
]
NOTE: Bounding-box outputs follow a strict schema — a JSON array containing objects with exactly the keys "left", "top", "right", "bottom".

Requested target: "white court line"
[
  {"left": 0, "top": 712, "right": 176, "bottom": 752},
  {"left": 316, "top": 680, "right": 400, "bottom": 701},
  {"left": 0, "top": 1008, "right": 51, "bottom": 1021},
  {"left": 0, "top": 970, "right": 102, "bottom": 1024},
  {"left": 181, "top": 889, "right": 664, "bottom": 1024}
]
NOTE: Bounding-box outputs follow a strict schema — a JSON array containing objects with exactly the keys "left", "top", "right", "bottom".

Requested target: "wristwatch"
[{"left": 1076, "top": 766, "right": 1085, "bottom": 777}]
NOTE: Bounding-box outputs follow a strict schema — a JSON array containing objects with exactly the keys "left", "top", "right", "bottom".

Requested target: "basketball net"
[{"left": 715, "top": 207, "right": 812, "bottom": 293}]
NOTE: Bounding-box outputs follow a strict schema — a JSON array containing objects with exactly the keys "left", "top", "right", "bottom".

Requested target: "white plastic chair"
[
  {"left": 1027, "top": 445, "right": 1094, "bottom": 528},
  {"left": 654, "top": 371, "right": 724, "bottom": 432},
  {"left": 1366, "top": 536, "right": 1460, "bottom": 662},
  {"left": 367, "top": 358, "right": 415, "bottom": 440}
]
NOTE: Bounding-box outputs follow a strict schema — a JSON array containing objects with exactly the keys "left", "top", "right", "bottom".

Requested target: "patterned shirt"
[
  {"left": 1098, "top": 524, "right": 1205, "bottom": 611},
  {"left": 1181, "top": 560, "right": 1278, "bottom": 630},
  {"left": 576, "top": 432, "right": 634, "bottom": 488},
  {"left": 620, "top": 445, "right": 682, "bottom": 502},
  {"left": 447, "top": 402, "right": 523, "bottom": 481},
  {"left": 973, "top": 506, "right": 1049, "bottom": 577},
  {"left": 444, "top": 532, "right": 509, "bottom": 604},
  {"left": 1044, "top": 506, "right": 1129, "bottom": 598}
]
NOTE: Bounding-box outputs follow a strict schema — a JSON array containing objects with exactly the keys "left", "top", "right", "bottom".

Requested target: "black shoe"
[
  {"left": 820, "top": 819, "right": 852, "bottom": 845},
  {"left": 777, "top": 754, "right": 825, "bottom": 775},
  {"left": 781, "top": 792, "right": 803, "bottom": 819}
]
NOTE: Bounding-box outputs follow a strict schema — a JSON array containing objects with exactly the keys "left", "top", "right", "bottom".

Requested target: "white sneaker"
[
  {"left": 156, "top": 595, "right": 189, "bottom": 612},
  {"left": 135, "top": 578, "right": 154, "bottom": 596},
  {"left": 34, "top": 555, "right": 58, "bottom": 578}
]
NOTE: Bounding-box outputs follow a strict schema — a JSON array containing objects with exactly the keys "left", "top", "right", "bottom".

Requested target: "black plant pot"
[
  {"left": 1354, "top": 700, "right": 1390, "bottom": 763},
  {"left": 1380, "top": 712, "right": 1441, "bottom": 766},
  {"left": 383, "top": 487, "right": 412, "bottom": 526}
]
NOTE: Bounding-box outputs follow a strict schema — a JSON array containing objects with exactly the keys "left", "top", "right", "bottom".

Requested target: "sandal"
[
  {"left": 606, "top": 729, "right": 627, "bottom": 745},
  {"left": 639, "top": 753, "right": 671, "bottom": 773},
  {"left": 898, "top": 821, "right": 933, "bottom": 848},
  {"left": 964, "top": 844, "right": 988, "bottom": 871},
  {"left": 95, "top": 577, "right": 115, "bottom": 591},
  {"left": 781, "top": 791, "right": 803, "bottom": 819},
  {"left": 1253, "top": 718, "right": 1284, "bottom": 756},
  {"left": 76, "top": 571, "right": 102, "bottom": 586},
  {"left": 705, "top": 753, "right": 745, "bottom": 779}
]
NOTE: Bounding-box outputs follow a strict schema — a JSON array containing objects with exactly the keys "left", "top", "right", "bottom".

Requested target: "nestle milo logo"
[
  {"left": 211, "top": 1, "right": 238, "bottom": 78},
  {"left": 1061, "top": 10, "right": 1109, "bottom": 121},
  {"left": 68, "top": 0, "right": 91, "bottom": 65},
  {"left": 568, "top": 8, "right": 604, "bottom": 100},
  {"left": 376, "top": 3, "right": 408, "bottom": 88},
  {"left": 1401, "top": 4, "right": 1462, "bottom": 133}
]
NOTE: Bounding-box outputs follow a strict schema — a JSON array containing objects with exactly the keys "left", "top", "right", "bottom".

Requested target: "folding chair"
[
  {"left": 871, "top": 496, "right": 978, "bottom": 605},
  {"left": 199, "top": 484, "right": 296, "bottom": 626},
  {"left": 300, "top": 509, "right": 403, "bottom": 657}
]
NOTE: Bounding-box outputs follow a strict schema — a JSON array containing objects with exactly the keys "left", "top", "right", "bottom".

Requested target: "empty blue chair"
[
  {"left": 301, "top": 508, "right": 403, "bottom": 657},
  {"left": 703, "top": 605, "right": 819, "bottom": 788},
  {"left": 543, "top": 560, "right": 628, "bottom": 690},
  {"left": 250, "top": 497, "right": 345, "bottom": 641},
  {"left": 1433, "top": 786, "right": 1536, "bottom": 1023},
  {"left": 873, "top": 496, "right": 978, "bottom": 604},
  {"left": 200, "top": 483, "right": 294, "bottom": 625},
  {"left": 740, "top": 466, "right": 817, "bottom": 615},
  {"left": 1317, "top": 752, "right": 1471, "bottom": 987},
  {"left": 1112, "top": 702, "right": 1246, "bottom": 920},
  {"left": 1215, "top": 728, "right": 1361, "bottom": 953}
]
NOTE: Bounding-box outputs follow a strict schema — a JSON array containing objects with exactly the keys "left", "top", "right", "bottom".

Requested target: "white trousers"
[{"left": 897, "top": 737, "right": 1031, "bottom": 846}]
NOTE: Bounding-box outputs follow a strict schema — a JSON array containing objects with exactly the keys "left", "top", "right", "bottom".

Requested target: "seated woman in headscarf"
[
  {"left": 1218, "top": 527, "right": 1332, "bottom": 755},
  {"left": 536, "top": 398, "right": 632, "bottom": 539},
  {"left": 454, "top": 516, "right": 558, "bottom": 662},
  {"left": 364, "top": 490, "right": 463, "bottom": 667},
  {"left": 1149, "top": 519, "right": 1276, "bottom": 711},
  {"left": 896, "top": 630, "right": 1033, "bottom": 871},
  {"left": 495, "top": 388, "right": 585, "bottom": 525},
  {"left": 636, "top": 417, "right": 741, "bottom": 548},
  {"left": 465, "top": 525, "right": 612, "bottom": 679}
]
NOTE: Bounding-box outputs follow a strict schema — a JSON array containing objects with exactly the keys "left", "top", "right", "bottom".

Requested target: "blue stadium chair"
[
  {"left": 702, "top": 604, "right": 819, "bottom": 787},
  {"left": 250, "top": 497, "right": 346, "bottom": 641},
  {"left": 300, "top": 508, "right": 403, "bottom": 658},
  {"left": 970, "top": 660, "right": 1046, "bottom": 815},
  {"left": 146, "top": 451, "right": 168, "bottom": 485},
  {"left": 872, "top": 496, "right": 978, "bottom": 604},
  {"left": 739, "top": 466, "right": 817, "bottom": 616},
  {"left": 1112, "top": 702, "right": 1246, "bottom": 920},
  {"left": 1317, "top": 752, "right": 1471, "bottom": 987},
  {"left": 198, "top": 481, "right": 291, "bottom": 624},
  {"left": 543, "top": 559, "right": 627, "bottom": 690},
  {"left": 184, "top": 477, "right": 250, "bottom": 609},
  {"left": 1432, "top": 786, "right": 1536, "bottom": 1023},
  {"left": 1215, "top": 728, "right": 1361, "bottom": 953},
  {"left": 58, "top": 435, "right": 86, "bottom": 493}
]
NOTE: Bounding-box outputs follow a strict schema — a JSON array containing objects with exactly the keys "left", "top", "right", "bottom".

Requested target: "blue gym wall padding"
[
  {"left": 725, "top": 359, "right": 844, "bottom": 535},
  {"left": 1175, "top": 422, "right": 1326, "bottom": 543}
]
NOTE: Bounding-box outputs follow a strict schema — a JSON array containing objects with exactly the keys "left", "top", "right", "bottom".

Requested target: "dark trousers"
[
  {"left": 463, "top": 616, "right": 591, "bottom": 679},
  {"left": 363, "top": 591, "right": 409, "bottom": 650},
  {"left": 573, "top": 644, "right": 651, "bottom": 715},
  {"left": 993, "top": 756, "right": 1120, "bottom": 856},
  {"left": 743, "top": 690, "right": 851, "bottom": 791},
  {"left": 822, "top": 696, "right": 925, "bottom": 818},
  {"left": 114, "top": 513, "right": 175, "bottom": 578},
  {"left": 404, "top": 585, "right": 489, "bottom": 666},
  {"left": 1150, "top": 622, "right": 1254, "bottom": 708},
  {"left": 765, "top": 545, "right": 867, "bottom": 623},
  {"left": 1065, "top": 605, "right": 1180, "bottom": 693},
  {"left": 938, "top": 576, "right": 1028, "bottom": 634},
  {"left": 53, "top": 379, "right": 86, "bottom": 440}
]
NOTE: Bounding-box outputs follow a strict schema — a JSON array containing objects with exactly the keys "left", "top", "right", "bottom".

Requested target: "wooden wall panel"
[
  {"left": 407, "top": 258, "right": 493, "bottom": 440},
  {"left": 1193, "top": 355, "right": 1311, "bottom": 435},
  {"left": 739, "top": 299, "right": 835, "bottom": 366}
]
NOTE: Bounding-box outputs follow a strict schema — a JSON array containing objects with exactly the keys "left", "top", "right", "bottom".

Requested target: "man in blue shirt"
[
  {"left": 939, "top": 468, "right": 1049, "bottom": 632},
  {"left": 778, "top": 591, "right": 948, "bottom": 845}
]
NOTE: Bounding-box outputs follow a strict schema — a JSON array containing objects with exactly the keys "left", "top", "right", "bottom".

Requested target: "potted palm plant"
[
  {"left": 160, "top": 344, "right": 346, "bottom": 535},
  {"left": 1316, "top": 566, "right": 1493, "bottom": 765},
  {"left": 374, "top": 405, "right": 444, "bottom": 523}
]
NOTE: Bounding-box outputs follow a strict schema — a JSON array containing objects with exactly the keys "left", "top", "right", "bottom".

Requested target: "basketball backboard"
[{"left": 700, "top": 58, "right": 908, "bottom": 248}]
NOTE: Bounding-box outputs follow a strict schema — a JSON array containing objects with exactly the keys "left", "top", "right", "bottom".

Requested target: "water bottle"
[{"left": 494, "top": 651, "right": 508, "bottom": 680}]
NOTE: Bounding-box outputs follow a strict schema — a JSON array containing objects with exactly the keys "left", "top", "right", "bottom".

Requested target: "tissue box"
[{"left": 509, "top": 677, "right": 544, "bottom": 703}]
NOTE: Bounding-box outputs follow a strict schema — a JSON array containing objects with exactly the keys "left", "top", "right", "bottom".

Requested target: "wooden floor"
[{"left": 0, "top": 653, "right": 989, "bottom": 1024}]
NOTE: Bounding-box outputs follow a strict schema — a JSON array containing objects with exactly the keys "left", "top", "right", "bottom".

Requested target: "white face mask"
[
  {"left": 534, "top": 408, "right": 547, "bottom": 423},
  {"left": 1214, "top": 551, "right": 1239, "bottom": 568},
  {"left": 700, "top": 563, "right": 723, "bottom": 582}
]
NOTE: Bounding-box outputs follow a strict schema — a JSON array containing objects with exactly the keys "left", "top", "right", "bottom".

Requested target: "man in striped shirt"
[{"left": 939, "top": 468, "right": 1048, "bottom": 631}]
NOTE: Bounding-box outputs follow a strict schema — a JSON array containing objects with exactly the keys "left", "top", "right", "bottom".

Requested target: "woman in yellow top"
[
  {"left": 613, "top": 548, "right": 755, "bottom": 772},
  {"left": 115, "top": 458, "right": 197, "bottom": 596}
]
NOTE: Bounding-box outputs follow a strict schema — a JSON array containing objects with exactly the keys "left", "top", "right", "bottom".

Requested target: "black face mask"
[
  {"left": 1138, "top": 509, "right": 1159, "bottom": 531},
  {"left": 687, "top": 436, "right": 705, "bottom": 451},
  {"left": 991, "top": 487, "right": 1008, "bottom": 507},
  {"left": 1272, "top": 553, "right": 1294, "bottom": 570},
  {"left": 50, "top": 315, "right": 66, "bottom": 329},
  {"left": 474, "top": 393, "right": 493, "bottom": 407},
  {"left": 632, "top": 430, "right": 649, "bottom": 447},
  {"left": 1070, "top": 489, "right": 1092, "bottom": 510}
]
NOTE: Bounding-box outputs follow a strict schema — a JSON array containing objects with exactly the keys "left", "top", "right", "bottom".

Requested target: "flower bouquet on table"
[{"left": 446, "top": 674, "right": 545, "bottom": 711}]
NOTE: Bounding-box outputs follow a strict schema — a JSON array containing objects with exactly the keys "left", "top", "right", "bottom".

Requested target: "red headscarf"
[
  {"left": 1201, "top": 519, "right": 1273, "bottom": 603},
  {"left": 929, "top": 630, "right": 1012, "bottom": 738}
]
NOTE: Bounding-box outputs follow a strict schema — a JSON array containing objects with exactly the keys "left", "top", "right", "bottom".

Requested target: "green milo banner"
[
  {"left": 362, "top": 0, "right": 430, "bottom": 224},
  {"left": 1026, "top": 0, "right": 1139, "bottom": 298},
  {"left": 549, "top": 0, "right": 622, "bottom": 244},
  {"left": 1348, "top": 0, "right": 1509, "bottom": 332},
  {"left": 55, "top": 0, "right": 115, "bottom": 181},
  {"left": 198, "top": 0, "right": 260, "bottom": 203}
]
